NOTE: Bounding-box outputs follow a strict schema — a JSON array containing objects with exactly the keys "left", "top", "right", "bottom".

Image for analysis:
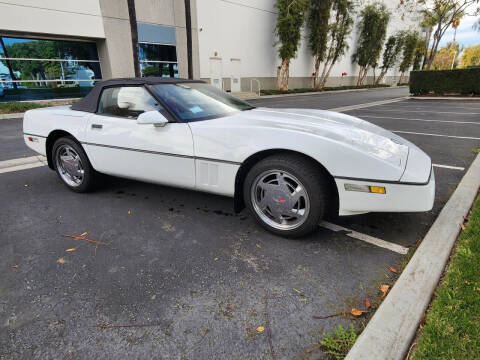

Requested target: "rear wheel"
[
  {"left": 52, "top": 137, "right": 96, "bottom": 192},
  {"left": 244, "top": 154, "right": 330, "bottom": 238}
]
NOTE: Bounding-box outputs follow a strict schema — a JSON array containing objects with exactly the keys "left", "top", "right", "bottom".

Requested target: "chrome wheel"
[
  {"left": 55, "top": 145, "right": 84, "bottom": 187},
  {"left": 251, "top": 170, "right": 310, "bottom": 231}
]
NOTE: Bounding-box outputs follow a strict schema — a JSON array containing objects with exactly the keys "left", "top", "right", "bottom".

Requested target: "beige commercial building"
[{"left": 0, "top": 0, "right": 200, "bottom": 101}]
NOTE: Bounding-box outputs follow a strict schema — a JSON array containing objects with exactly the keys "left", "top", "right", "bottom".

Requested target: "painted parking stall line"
[
  {"left": 357, "top": 115, "right": 480, "bottom": 125},
  {"left": 0, "top": 155, "right": 47, "bottom": 174},
  {"left": 320, "top": 221, "right": 409, "bottom": 255},
  {"left": 392, "top": 130, "right": 480, "bottom": 141},
  {"left": 433, "top": 164, "right": 465, "bottom": 171},
  {"left": 328, "top": 97, "right": 409, "bottom": 112},
  {"left": 357, "top": 108, "right": 480, "bottom": 115}
]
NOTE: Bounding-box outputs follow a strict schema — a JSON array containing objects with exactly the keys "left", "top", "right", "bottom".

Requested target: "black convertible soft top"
[{"left": 71, "top": 77, "right": 205, "bottom": 113}]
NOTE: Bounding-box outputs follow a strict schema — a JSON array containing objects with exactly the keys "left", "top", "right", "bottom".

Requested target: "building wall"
[
  {"left": 196, "top": 0, "right": 421, "bottom": 91},
  {"left": 0, "top": 0, "right": 105, "bottom": 39},
  {"left": 0, "top": 0, "right": 200, "bottom": 101}
]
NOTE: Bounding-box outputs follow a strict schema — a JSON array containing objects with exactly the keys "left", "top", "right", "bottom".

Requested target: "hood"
[{"left": 244, "top": 108, "right": 410, "bottom": 169}]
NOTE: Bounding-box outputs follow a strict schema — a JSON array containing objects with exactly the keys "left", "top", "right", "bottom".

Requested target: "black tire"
[
  {"left": 243, "top": 154, "right": 330, "bottom": 238},
  {"left": 52, "top": 136, "right": 97, "bottom": 193}
]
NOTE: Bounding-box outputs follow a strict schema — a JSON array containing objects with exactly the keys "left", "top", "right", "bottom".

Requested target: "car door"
[{"left": 83, "top": 85, "right": 195, "bottom": 189}]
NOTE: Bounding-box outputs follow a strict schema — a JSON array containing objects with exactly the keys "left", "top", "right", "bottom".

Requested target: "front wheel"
[
  {"left": 52, "top": 137, "right": 97, "bottom": 192},
  {"left": 244, "top": 154, "right": 330, "bottom": 238}
]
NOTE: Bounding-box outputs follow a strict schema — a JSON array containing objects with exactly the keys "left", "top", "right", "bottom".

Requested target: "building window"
[
  {"left": 139, "top": 42, "right": 178, "bottom": 78},
  {"left": 0, "top": 36, "right": 102, "bottom": 101}
]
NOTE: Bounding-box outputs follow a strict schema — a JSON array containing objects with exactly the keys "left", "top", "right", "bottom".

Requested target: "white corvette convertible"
[{"left": 23, "top": 78, "right": 435, "bottom": 237}]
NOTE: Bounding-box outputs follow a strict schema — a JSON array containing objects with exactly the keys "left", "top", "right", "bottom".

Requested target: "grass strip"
[
  {"left": 0, "top": 101, "right": 48, "bottom": 114},
  {"left": 412, "top": 195, "right": 480, "bottom": 359}
]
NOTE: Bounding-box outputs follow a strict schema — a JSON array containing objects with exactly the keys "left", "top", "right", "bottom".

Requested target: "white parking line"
[
  {"left": 320, "top": 221, "right": 409, "bottom": 255},
  {"left": 359, "top": 115, "right": 480, "bottom": 125},
  {"left": 329, "top": 97, "right": 408, "bottom": 112},
  {"left": 433, "top": 164, "right": 465, "bottom": 171},
  {"left": 392, "top": 130, "right": 480, "bottom": 140},
  {"left": 357, "top": 109, "right": 480, "bottom": 115},
  {"left": 0, "top": 155, "right": 47, "bottom": 174}
]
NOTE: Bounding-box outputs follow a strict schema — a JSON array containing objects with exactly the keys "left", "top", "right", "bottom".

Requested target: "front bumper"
[{"left": 335, "top": 168, "right": 435, "bottom": 216}]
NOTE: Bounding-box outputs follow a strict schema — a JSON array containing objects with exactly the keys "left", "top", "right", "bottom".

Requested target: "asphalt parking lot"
[{"left": 1, "top": 87, "right": 479, "bottom": 359}]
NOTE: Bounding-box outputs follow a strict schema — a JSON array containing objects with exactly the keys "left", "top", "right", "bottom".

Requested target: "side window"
[{"left": 97, "top": 86, "right": 163, "bottom": 118}]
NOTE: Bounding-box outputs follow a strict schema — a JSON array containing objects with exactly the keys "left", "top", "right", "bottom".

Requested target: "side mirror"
[{"left": 137, "top": 111, "right": 168, "bottom": 127}]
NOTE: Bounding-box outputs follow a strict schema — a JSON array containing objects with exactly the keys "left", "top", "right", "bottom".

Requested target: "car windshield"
[{"left": 150, "top": 83, "right": 254, "bottom": 122}]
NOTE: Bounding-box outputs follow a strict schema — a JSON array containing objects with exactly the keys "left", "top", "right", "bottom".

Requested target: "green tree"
[
  {"left": 376, "top": 32, "right": 405, "bottom": 85},
  {"left": 398, "top": 30, "right": 419, "bottom": 84},
  {"left": 352, "top": 3, "right": 390, "bottom": 85},
  {"left": 306, "top": 0, "right": 333, "bottom": 89},
  {"left": 459, "top": 44, "right": 480, "bottom": 68},
  {"left": 317, "top": 0, "right": 355, "bottom": 89},
  {"left": 274, "top": 0, "right": 308, "bottom": 91},
  {"left": 413, "top": 38, "right": 427, "bottom": 70},
  {"left": 419, "top": 0, "right": 476, "bottom": 69},
  {"left": 431, "top": 42, "right": 462, "bottom": 69}
]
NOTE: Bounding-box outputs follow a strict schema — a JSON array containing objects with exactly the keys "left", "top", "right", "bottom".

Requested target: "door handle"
[{"left": 91, "top": 124, "right": 103, "bottom": 129}]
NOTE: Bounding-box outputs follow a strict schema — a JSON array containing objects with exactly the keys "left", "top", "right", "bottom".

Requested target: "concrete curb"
[
  {"left": 345, "top": 154, "right": 480, "bottom": 360},
  {"left": 245, "top": 86, "right": 408, "bottom": 100},
  {"left": 410, "top": 96, "right": 480, "bottom": 101},
  {"left": 0, "top": 113, "right": 24, "bottom": 120}
]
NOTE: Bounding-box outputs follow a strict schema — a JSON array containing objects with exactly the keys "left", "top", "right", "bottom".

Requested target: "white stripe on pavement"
[
  {"left": 0, "top": 155, "right": 47, "bottom": 174},
  {"left": 359, "top": 115, "right": 480, "bottom": 125},
  {"left": 392, "top": 130, "right": 480, "bottom": 140},
  {"left": 329, "top": 97, "right": 409, "bottom": 112},
  {"left": 433, "top": 164, "right": 465, "bottom": 171},
  {"left": 320, "top": 221, "right": 409, "bottom": 255},
  {"left": 357, "top": 108, "right": 480, "bottom": 115}
]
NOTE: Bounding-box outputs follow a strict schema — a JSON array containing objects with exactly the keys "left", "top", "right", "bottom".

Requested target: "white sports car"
[{"left": 23, "top": 78, "right": 435, "bottom": 237}]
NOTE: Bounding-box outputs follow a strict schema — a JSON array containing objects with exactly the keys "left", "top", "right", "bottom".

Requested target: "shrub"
[{"left": 410, "top": 68, "right": 480, "bottom": 96}]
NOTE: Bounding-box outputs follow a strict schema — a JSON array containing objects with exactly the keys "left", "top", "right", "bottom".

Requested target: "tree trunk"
[
  {"left": 313, "top": 56, "right": 321, "bottom": 89},
  {"left": 361, "top": 67, "right": 368, "bottom": 85},
  {"left": 425, "top": 25, "right": 442, "bottom": 70},
  {"left": 376, "top": 69, "right": 387, "bottom": 85},
  {"left": 358, "top": 67, "right": 368, "bottom": 86},
  {"left": 356, "top": 67, "right": 364, "bottom": 86},
  {"left": 320, "top": 61, "right": 335, "bottom": 89},
  {"left": 421, "top": 27, "right": 432, "bottom": 70},
  {"left": 277, "top": 58, "right": 290, "bottom": 91}
]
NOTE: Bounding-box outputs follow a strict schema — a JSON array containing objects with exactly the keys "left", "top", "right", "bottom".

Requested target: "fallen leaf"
[
  {"left": 307, "top": 344, "right": 322, "bottom": 353},
  {"left": 246, "top": 327, "right": 251, "bottom": 333},
  {"left": 65, "top": 248, "right": 76, "bottom": 252},
  {"left": 79, "top": 232, "right": 87, "bottom": 238},
  {"left": 57, "top": 257, "right": 67, "bottom": 264},
  {"left": 460, "top": 223, "right": 466, "bottom": 230},
  {"left": 256, "top": 244, "right": 261, "bottom": 248},
  {"left": 388, "top": 266, "right": 399, "bottom": 274},
  {"left": 128, "top": 210, "right": 131, "bottom": 215},
  {"left": 401, "top": 244, "right": 410, "bottom": 248},
  {"left": 419, "top": 313, "right": 426, "bottom": 328},
  {"left": 293, "top": 288, "right": 304, "bottom": 296},
  {"left": 365, "top": 298, "right": 371, "bottom": 309},
  {"left": 24, "top": 184, "right": 29, "bottom": 187},
  {"left": 256, "top": 326, "right": 264, "bottom": 333},
  {"left": 11, "top": 264, "right": 19, "bottom": 269},
  {"left": 380, "top": 284, "right": 390, "bottom": 298},
  {"left": 463, "top": 216, "right": 469, "bottom": 221},
  {"left": 351, "top": 308, "right": 366, "bottom": 317}
]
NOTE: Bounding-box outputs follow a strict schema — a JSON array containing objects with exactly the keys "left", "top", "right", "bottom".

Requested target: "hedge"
[
  {"left": 410, "top": 68, "right": 480, "bottom": 96},
  {"left": 261, "top": 84, "right": 390, "bottom": 95}
]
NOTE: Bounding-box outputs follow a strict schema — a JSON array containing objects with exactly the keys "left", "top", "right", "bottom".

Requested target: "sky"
[{"left": 437, "top": 4, "right": 479, "bottom": 49}]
